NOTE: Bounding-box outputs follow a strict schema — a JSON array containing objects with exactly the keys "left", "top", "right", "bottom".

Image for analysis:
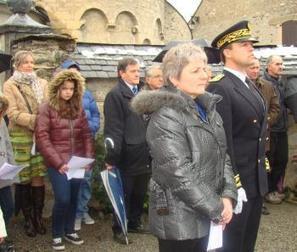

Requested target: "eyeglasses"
[{"left": 151, "top": 75, "right": 163, "bottom": 78}]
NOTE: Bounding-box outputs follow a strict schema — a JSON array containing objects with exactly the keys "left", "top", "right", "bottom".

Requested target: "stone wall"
[
  {"left": 34, "top": 0, "right": 168, "bottom": 45},
  {"left": 87, "top": 78, "right": 117, "bottom": 132},
  {"left": 11, "top": 36, "right": 76, "bottom": 80},
  {"left": 163, "top": 2, "right": 191, "bottom": 42},
  {"left": 192, "top": 0, "right": 297, "bottom": 45}
]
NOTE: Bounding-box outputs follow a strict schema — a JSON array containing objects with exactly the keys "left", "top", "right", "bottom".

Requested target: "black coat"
[
  {"left": 104, "top": 79, "right": 150, "bottom": 175},
  {"left": 207, "top": 70, "right": 268, "bottom": 198}
]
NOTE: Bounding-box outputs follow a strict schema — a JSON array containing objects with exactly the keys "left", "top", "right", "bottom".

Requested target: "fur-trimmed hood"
[
  {"left": 49, "top": 70, "right": 85, "bottom": 110},
  {"left": 131, "top": 86, "right": 221, "bottom": 115}
]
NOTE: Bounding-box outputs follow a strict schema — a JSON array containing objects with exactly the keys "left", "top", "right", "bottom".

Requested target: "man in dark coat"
[
  {"left": 104, "top": 58, "right": 151, "bottom": 244},
  {"left": 207, "top": 20, "right": 268, "bottom": 252},
  {"left": 263, "top": 55, "right": 288, "bottom": 204}
]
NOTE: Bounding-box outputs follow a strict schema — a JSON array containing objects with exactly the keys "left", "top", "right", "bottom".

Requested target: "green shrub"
[{"left": 91, "top": 134, "right": 112, "bottom": 213}]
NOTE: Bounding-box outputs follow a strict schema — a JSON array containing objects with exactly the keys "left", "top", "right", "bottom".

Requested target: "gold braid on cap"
[{"left": 217, "top": 28, "right": 251, "bottom": 48}]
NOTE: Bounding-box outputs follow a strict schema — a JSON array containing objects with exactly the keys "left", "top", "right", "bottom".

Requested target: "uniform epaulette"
[{"left": 210, "top": 73, "right": 224, "bottom": 82}]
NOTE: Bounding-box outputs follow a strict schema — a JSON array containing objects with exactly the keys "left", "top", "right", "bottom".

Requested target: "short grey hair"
[
  {"left": 266, "top": 55, "right": 282, "bottom": 66},
  {"left": 162, "top": 43, "right": 207, "bottom": 86},
  {"left": 145, "top": 64, "right": 161, "bottom": 77}
]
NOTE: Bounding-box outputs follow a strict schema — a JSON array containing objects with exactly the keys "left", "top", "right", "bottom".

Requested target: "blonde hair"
[
  {"left": 162, "top": 43, "right": 207, "bottom": 86},
  {"left": 13, "top": 50, "right": 34, "bottom": 69}
]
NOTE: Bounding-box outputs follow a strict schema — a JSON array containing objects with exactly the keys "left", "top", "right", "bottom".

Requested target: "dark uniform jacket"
[
  {"left": 207, "top": 70, "right": 268, "bottom": 198},
  {"left": 104, "top": 79, "right": 150, "bottom": 175}
]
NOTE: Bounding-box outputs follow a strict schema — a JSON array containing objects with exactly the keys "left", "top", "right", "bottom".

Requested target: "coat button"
[
  {"left": 259, "top": 138, "right": 262, "bottom": 142},
  {"left": 258, "top": 159, "right": 261, "bottom": 163},
  {"left": 266, "top": 137, "right": 269, "bottom": 140},
  {"left": 253, "top": 119, "right": 257, "bottom": 123}
]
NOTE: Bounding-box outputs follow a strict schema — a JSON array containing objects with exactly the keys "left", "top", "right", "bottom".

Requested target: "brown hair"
[
  {"left": 58, "top": 79, "right": 81, "bottom": 119},
  {"left": 117, "top": 57, "right": 139, "bottom": 77},
  {"left": 49, "top": 70, "right": 84, "bottom": 119},
  {"left": 220, "top": 44, "right": 233, "bottom": 64}
]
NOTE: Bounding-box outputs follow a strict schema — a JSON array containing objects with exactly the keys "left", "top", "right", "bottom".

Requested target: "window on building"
[{"left": 282, "top": 20, "right": 297, "bottom": 46}]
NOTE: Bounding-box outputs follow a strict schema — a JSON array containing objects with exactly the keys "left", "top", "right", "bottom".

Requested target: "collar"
[
  {"left": 123, "top": 80, "right": 138, "bottom": 92},
  {"left": 224, "top": 67, "right": 249, "bottom": 88},
  {"left": 264, "top": 70, "right": 280, "bottom": 83}
]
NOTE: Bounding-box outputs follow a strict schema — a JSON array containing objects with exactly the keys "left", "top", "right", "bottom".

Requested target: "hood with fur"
[
  {"left": 131, "top": 86, "right": 221, "bottom": 115},
  {"left": 49, "top": 70, "right": 85, "bottom": 110}
]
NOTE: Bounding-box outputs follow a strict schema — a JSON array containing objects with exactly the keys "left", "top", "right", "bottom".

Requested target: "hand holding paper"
[
  {"left": 207, "top": 221, "right": 223, "bottom": 251},
  {"left": 65, "top": 156, "right": 95, "bottom": 180}
]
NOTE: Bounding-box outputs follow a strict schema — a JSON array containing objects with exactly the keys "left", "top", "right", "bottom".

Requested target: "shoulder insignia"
[{"left": 210, "top": 73, "right": 225, "bottom": 82}]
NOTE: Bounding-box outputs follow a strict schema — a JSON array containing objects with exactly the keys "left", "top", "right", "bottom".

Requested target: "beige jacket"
[{"left": 3, "top": 77, "right": 48, "bottom": 133}]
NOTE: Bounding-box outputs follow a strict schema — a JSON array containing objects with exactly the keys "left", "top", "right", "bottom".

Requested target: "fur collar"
[
  {"left": 49, "top": 70, "right": 85, "bottom": 110},
  {"left": 131, "top": 86, "right": 221, "bottom": 115}
]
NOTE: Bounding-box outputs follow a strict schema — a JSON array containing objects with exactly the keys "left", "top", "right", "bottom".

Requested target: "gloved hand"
[{"left": 233, "top": 187, "right": 248, "bottom": 214}]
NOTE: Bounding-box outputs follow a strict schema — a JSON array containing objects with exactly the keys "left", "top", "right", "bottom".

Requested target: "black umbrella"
[
  {"left": 153, "top": 39, "right": 220, "bottom": 64},
  {"left": 0, "top": 51, "right": 12, "bottom": 73}
]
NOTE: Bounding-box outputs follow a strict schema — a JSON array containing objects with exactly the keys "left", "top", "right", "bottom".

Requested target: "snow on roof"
[
  {"left": 72, "top": 43, "right": 297, "bottom": 79},
  {"left": 73, "top": 43, "right": 162, "bottom": 78}
]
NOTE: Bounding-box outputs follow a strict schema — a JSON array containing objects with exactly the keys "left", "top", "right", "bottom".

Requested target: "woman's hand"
[
  {"left": 221, "top": 197, "right": 233, "bottom": 224},
  {"left": 85, "top": 164, "right": 92, "bottom": 171},
  {"left": 58, "top": 164, "right": 69, "bottom": 174},
  {"left": 105, "top": 163, "right": 113, "bottom": 171}
]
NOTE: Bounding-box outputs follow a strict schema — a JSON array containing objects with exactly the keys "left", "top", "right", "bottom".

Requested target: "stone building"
[
  {"left": 190, "top": 0, "right": 297, "bottom": 46},
  {"left": 33, "top": 0, "right": 191, "bottom": 44},
  {"left": 0, "top": 0, "right": 194, "bottom": 130}
]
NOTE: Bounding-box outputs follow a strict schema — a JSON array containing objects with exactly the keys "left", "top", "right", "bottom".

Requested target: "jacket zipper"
[{"left": 69, "top": 119, "right": 74, "bottom": 155}]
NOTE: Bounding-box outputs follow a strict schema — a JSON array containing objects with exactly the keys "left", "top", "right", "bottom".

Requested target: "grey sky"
[{"left": 167, "top": 0, "right": 201, "bottom": 22}]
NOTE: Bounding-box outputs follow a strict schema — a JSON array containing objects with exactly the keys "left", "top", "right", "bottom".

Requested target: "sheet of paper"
[
  {"left": 0, "top": 162, "right": 27, "bottom": 180},
  {"left": 0, "top": 177, "right": 19, "bottom": 189},
  {"left": 66, "top": 156, "right": 94, "bottom": 180},
  {"left": 207, "top": 221, "right": 223, "bottom": 251}
]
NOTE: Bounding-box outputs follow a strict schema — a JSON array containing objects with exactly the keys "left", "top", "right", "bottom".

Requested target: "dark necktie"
[
  {"left": 132, "top": 86, "right": 138, "bottom": 95},
  {"left": 245, "top": 77, "right": 265, "bottom": 110}
]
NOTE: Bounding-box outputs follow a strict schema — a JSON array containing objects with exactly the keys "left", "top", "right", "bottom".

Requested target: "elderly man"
[
  {"left": 144, "top": 65, "right": 163, "bottom": 90},
  {"left": 207, "top": 21, "right": 268, "bottom": 252},
  {"left": 263, "top": 55, "right": 288, "bottom": 204}
]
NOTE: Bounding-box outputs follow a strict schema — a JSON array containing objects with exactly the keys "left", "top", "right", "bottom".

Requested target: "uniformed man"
[{"left": 207, "top": 21, "right": 268, "bottom": 252}]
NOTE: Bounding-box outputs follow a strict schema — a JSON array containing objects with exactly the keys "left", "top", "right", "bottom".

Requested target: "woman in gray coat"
[{"left": 132, "top": 43, "right": 237, "bottom": 252}]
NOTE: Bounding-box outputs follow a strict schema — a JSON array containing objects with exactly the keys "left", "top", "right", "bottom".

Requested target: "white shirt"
[
  {"left": 224, "top": 67, "right": 249, "bottom": 89},
  {"left": 123, "top": 80, "right": 138, "bottom": 94}
]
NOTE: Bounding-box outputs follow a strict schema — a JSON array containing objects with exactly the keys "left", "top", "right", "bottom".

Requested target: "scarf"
[{"left": 12, "top": 71, "right": 44, "bottom": 105}]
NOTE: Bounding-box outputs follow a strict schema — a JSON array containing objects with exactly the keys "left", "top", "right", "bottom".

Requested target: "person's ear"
[
  {"left": 119, "top": 70, "right": 125, "bottom": 78},
  {"left": 223, "top": 48, "right": 232, "bottom": 60},
  {"left": 169, "top": 76, "right": 179, "bottom": 87}
]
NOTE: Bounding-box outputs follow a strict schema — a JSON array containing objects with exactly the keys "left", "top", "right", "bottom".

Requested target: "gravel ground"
[{"left": 8, "top": 202, "right": 297, "bottom": 252}]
